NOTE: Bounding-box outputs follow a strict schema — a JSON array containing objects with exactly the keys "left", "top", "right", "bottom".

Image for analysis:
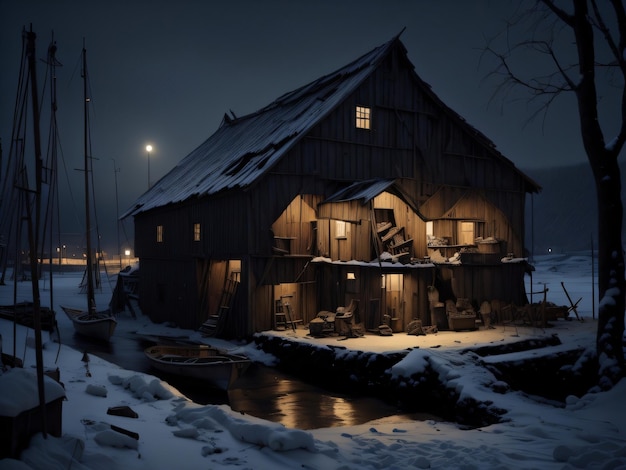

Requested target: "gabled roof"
[
  {"left": 122, "top": 33, "right": 402, "bottom": 219},
  {"left": 123, "top": 31, "right": 540, "bottom": 220}
]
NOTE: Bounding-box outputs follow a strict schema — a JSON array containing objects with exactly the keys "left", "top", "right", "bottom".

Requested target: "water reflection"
[{"left": 227, "top": 364, "right": 432, "bottom": 430}]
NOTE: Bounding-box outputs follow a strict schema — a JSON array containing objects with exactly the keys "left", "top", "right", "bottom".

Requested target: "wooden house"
[{"left": 122, "top": 32, "right": 540, "bottom": 339}]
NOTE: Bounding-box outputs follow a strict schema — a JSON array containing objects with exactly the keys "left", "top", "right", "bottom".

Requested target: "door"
[{"left": 384, "top": 273, "right": 404, "bottom": 332}]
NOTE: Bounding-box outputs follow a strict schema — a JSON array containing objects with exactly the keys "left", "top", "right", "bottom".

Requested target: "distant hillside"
[{"left": 521, "top": 163, "right": 625, "bottom": 255}]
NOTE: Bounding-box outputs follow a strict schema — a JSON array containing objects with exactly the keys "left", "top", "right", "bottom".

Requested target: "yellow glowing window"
[
  {"left": 156, "top": 225, "right": 164, "bottom": 243},
  {"left": 460, "top": 222, "right": 474, "bottom": 245},
  {"left": 335, "top": 220, "right": 346, "bottom": 238},
  {"left": 193, "top": 223, "right": 201, "bottom": 242},
  {"left": 356, "top": 106, "right": 371, "bottom": 129}
]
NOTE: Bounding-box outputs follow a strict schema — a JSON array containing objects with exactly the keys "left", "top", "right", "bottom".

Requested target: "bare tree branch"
[
  {"left": 589, "top": 0, "right": 622, "bottom": 69},
  {"left": 540, "top": 0, "right": 574, "bottom": 26},
  {"left": 605, "top": 0, "right": 626, "bottom": 155}
]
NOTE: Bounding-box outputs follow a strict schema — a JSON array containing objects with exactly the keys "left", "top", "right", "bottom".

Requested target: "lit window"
[
  {"left": 335, "top": 220, "right": 346, "bottom": 238},
  {"left": 460, "top": 221, "right": 474, "bottom": 245},
  {"left": 193, "top": 223, "right": 201, "bottom": 242},
  {"left": 156, "top": 225, "right": 164, "bottom": 243},
  {"left": 356, "top": 106, "right": 371, "bottom": 129}
]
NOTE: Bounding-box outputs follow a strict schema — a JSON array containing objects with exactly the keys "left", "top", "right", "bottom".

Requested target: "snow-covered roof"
[
  {"left": 122, "top": 35, "right": 401, "bottom": 219},
  {"left": 122, "top": 31, "right": 539, "bottom": 220}
]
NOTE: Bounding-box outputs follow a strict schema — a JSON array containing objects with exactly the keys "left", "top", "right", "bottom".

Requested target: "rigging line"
[
  {"left": 63, "top": 48, "right": 83, "bottom": 97},
  {"left": 87, "top": 114, "right": 111, "bottom": 292},
  {"left": 120, "top": 217, "right": 132, "bottom": 249},
  {"left": 55, "top": 123, "right": 82, "bottom": 230},
  {"left": 1, "top": 34, "right": 31, "bottom": 283},
  {"left": 8, "top": 33, "right": 29, "bottom": 157},
  {"left": 40, "top": 97, "right": 57, "bottom": 260},
  {"left": 41, "top": 36, "right": 62, "bottom": 184}
]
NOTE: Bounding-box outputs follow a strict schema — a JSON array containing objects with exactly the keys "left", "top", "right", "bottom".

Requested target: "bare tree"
[{"left": 486, "top": 0, "right": 625, "bottom": 388}]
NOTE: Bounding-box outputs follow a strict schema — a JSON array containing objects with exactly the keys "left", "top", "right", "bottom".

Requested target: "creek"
[{"left": 55, "top": 319, "right": 435, "bottom": 430}]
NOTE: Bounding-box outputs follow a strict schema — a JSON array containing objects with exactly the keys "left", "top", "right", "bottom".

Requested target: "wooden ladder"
[
  {"left": 274, "top": 297, "right": 302, "bottom": 331},
  {"left": 200, "top": 278, "right": 239, "bottom": 336}
]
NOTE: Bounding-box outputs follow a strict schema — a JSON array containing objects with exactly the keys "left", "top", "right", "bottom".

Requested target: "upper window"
[
  {"left": 193, "top": 223, "right": 201, "bottom": 242},
  {"left": 156, "top": 225, "right": 164, "bottom": 243},
  {"left": 356, "top": 106, "right": 371, "bottom": 129}
]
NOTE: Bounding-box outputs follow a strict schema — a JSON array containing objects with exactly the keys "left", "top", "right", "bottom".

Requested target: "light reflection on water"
[
  {"left": 227, "top": 364, "right": 437, "bottom": 430},
  {"left": 56, "top": 322, "right": 436, "bottom": 430}
]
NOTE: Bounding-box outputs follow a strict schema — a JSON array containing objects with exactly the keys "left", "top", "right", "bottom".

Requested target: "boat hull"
[
  {"left": 144, "top": 344, "right": 250, "bottom": 391},
  {"left": 0, "top": 302, "right": 57, "bottom": 332},
  {"left": 61, "top": 306, "right": 117, "bottom": 342}
]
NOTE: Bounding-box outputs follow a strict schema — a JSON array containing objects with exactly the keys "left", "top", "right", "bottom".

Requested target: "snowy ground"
[{"left": 1, "top": 253, "right": 625, "bottom": 469}]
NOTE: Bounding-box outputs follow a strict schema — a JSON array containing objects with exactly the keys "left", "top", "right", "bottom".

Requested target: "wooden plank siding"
[{"left": 439, "top": 262, "right": 529, "bottom": 308}]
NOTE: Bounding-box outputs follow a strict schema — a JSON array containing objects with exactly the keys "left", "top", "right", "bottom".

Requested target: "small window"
[
  {"left": 156, "top": 225, "right": 164, "bottom": 243},
  {"left": 460, "top": 222, "right": 474, "bottom": 245},
  {"left": 335, "top": 220, "right": 346, "bottom": 238},
  {"left": 193, "top": 223, "right": 201, "bottom": 242},
  {"left": 356, "top": 106, "right": 371, "bottom": 129},
  {"left": 425, "top": 221, "right": 433, "bottom": 237}
]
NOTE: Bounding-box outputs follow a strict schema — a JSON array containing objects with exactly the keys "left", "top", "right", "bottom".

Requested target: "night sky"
[{"left": 0, "top": 0, "right": 615, "bottom": 256}]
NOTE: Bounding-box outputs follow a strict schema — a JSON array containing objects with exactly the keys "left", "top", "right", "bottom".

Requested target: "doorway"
[{"left": 383, "top": 273, "right": 404, "bottom": 332}]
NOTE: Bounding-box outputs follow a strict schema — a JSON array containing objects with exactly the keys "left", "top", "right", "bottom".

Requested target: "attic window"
[
  {"left": 356, "top": 106, "right": 371, "bottom": 129},
  {"left": 193, "top": 223, "right": 201, "bottom": 242},
  {"left": 156, "top": 225, "right": 164, "bottom": 243}
]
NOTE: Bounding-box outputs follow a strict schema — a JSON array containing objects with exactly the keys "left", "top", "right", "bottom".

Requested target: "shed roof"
[
  {"left": 322, "top": 179, "right": 397, "bottom": 204},
  {"left": 123, "top": 32, "right": 539, "bottom": 219}
]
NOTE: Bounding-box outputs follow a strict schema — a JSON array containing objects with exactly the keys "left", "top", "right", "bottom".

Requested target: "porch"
[{"left": 261, "top": 311, "right": 569, "bottom": 354}]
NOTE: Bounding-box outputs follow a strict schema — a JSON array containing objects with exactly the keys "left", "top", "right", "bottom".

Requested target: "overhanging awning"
[
  {"left": 318, "top": 178, "right": 423, "bottom": 221},
  {"left": 322, "top": 179, "right": 397, "bottom": 204}
]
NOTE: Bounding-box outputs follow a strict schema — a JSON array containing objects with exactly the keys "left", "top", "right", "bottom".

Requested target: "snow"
[
  {"left": 0, "top": 368, "right": 65, "bottom": 417},
  {"left": 1, "top": 252, "right": 625, "bottom": 469}
]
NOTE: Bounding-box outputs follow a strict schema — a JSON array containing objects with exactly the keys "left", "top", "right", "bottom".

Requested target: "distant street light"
[
  {"left": 146, "top": 144, "right": 153, "bottom": 189},
  {"left": 125, "top": 249, "right": 131, "bottom": 267}
]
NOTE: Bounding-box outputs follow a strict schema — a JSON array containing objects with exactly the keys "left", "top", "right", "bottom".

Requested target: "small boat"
[
  {"left": 61, "top": 306, "right": 117, "bottom": 342},
  {"left": 0, "top": 302, "right": 57, "bottom": 332},
  {"left": 144, "top": 344, "right": 250, "bottom": 390}
]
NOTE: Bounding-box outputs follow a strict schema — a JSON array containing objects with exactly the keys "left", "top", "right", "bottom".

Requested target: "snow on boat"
[
  {"left": 144, "top": 344, "right": 251, "bottom": 390},
  {"left": 61, "top": 306, "right": 117, "bottom": 342}
]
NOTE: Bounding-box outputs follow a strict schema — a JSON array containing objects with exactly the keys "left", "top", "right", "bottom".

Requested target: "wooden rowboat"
[
  {"left": 0, "top": 302, "right": 57, "bottom": 332},
  {"left": 61, "top": 306, "right": 117, "bottom": 342},
  {"left": 144, "top": 344, "right": 250, "bottom": 390}
]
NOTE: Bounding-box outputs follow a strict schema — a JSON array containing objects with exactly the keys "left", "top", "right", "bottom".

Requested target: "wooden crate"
[
  {"left": 448, "top": 314, "right": 477, "bottom": 331},
  {"left": 0, "top": 398, "right": 63, "bottom": 458}
]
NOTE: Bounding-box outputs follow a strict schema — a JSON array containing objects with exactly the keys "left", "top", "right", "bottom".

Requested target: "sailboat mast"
[
  {"left": 24, "top": 25, "right": 48, "bottom": 439},
  {"left": 82, "top": 44, "right": 96, "bottom": 316}
]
